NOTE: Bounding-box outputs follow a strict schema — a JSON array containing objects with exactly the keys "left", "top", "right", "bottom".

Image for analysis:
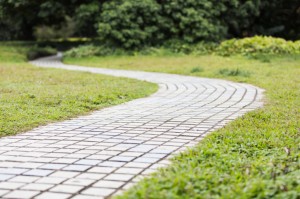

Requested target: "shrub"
[
  {"left": 74, "top": 2, "right": 101, "bottom": 37},
  {"left": 96, "top": 0, "right": 278, "bottom": 49},
  {"left": 64, "top": 36, "right": 300, "bottom": 58},
  {"left": 64, "top": 41, "right": 218, "bottom": 58},
  {"left": 63, "top": 44, "right": 131, "bottom": 58},
  {"left": 217, "top": 36, "right": 300, "bottom": 56},
  {"left": 163, "top": 40, "right": 217, "bottom": 55},
  {"left": 64, "top": 45, "right": 105, "bottom": 58},
  {"left": 26, "top": 46, "right": 57, "bottom": 60},
  {"left": 159, "top": 0, "right": 229, "bottom": 43},
  {"left": 98, "top": 0, "right": 164, "bottom": 49}
]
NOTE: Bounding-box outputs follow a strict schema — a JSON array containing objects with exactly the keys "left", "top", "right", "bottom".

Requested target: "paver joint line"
[{"left": 0, "top": 54, "right": 264, "bottom": 198}]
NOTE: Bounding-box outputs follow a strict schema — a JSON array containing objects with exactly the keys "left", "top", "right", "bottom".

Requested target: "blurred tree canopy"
[
  {"left": 0, "top": 0, "right": 102, "bottom": 40},
  {"left": 0, "top": 0, "right": 299, "bottom": 47}
]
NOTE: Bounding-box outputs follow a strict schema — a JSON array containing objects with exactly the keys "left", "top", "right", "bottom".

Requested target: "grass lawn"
[
  {"left": 0, "top": 43, "right": 157, "bottom": 137},
  {"left": 65, "top": 54, "right": 300, "bottom": 198}
]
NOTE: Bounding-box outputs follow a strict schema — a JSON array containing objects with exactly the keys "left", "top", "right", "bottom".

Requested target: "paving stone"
[
  {"left": 128, "top": 145, "right": 156, "bottom": 152},
  {"left": 88, "top": 167, "right": 115, "bottom": 174},
  {"left": 76, "top": 173, "right": 105, "bottom": 180},
  {"left": 50, "top": 171, "right": 79, "bottom": 178},
  {"left": 0, "top": 168, "right": 28, "bottom": 175},
  {"left": 17, "top": 162, "right": 44, "bottom": 169},
  {"left": 82, "top": 187, "right": 115, "bottom": 197},
  {"left": 9, "top": 176, "right": 38, "bottom": 183},
  {"left": 134, "top": 157, "right": 159, "bottom": 163},
  {"left": 24, "top": 169, "right": 53, "bottom": 177},
  {"left": 0, "top": 182, "right": 24, "bottom": 189},
  {"left": 0, "top": 174, "right": 14, "bottom": 181},
  {"left": 39, "top": 163, "right": 67, "bottom": 170},
  {"left": 35, "top": 177, "right": 66, "bottom": 184},
  {"left": 98, "top": 161, "right": 125, "bottom": 168},
  {"left": 0, "top": 189, "right": 9, "bottom": 197},
  {"left": 114, "top": 168, "right": 143, "bottom": 175},
  {"left": 71, "top": 195, "right": 104, "bottom": 199},
  {"left": 21, "top": 183, "right": 54, "bottom": 191},
  {"left": 87, "top": 155, "right": 111, "bottom": 160},
  {"left": 109, "top": 156, "right": 135, "bottom": 162},
  {"left": 3, "top": 190, "right": 39, "bottom": 199},
  {"left": 35, "top": 192, "right": 71, "bottom": 199},
  {"left": 62, "top": 165, "right": 91, "bottom": 172},
  {"left": 75, "top": 159, "right": 100, "bottom": 166},
  {"left": 63, "top": 178, "right": 95, "bottom": 186},
  {"left": 52, "top": 158, "right": 78, "bottom": 164},
  {"left": 104, "top": 174, "right": 134, "bottom": 182},
  {"left": 124, "top": 162, "right": 150, "bottom": 168},
  {"left": 93, "top": 180, "right": 125, "bottom": 189},
  {"left": 50, "top": 184, "right": 83, "bottom": 194}
]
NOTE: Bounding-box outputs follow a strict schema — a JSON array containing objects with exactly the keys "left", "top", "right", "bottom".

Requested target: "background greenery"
[
  {"left": 1, "top": 0, "right": 299, "bottom": 48},
  {"left": 64, "top": 36, "right": 300, "bottom": 58}
]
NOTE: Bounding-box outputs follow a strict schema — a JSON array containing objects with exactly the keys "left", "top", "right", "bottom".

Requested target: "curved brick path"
[{"left": 0, "top": 55, "right": 264, "bottom": 199}]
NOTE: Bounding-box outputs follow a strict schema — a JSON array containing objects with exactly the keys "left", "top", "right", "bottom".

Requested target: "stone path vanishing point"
[{"left": 0, "top": 54, "right": 264, "bottom": 199}]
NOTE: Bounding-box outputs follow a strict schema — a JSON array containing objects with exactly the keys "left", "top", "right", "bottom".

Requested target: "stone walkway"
[{"left": 0, "top": 55, "right": 264, "bottom": 199}]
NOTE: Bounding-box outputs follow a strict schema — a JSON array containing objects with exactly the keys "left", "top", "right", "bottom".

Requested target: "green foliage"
[
  {"left": 63, "top": 45, "right": 113, "bottom": 58},
  {"left": 255, "top": 0, "right": 300, "bottom": 40},
  {"left": 163, "top": 40, "right": 217, "bottom": 55},
  {"left": 97, "top": 0, "right": 230, "bottom": 48},
  {"left": 65, "top": 36, "right": 300, "bottom": 59},
  {"left": 219, "top": 68, "right": 251, "bottom": 77},
  {"left": 26, "top": 46, "right": 57, "bottom": 60},
  {"left": 98, "top": 0, "right": 163, "bottom": 49},
  {"left": 0, "top": 0, "right": 102, "bottom": 40},
  {"left": 38, "top": 39, "right": 90, "bottom": 52},
  {"left": 64, "top": 41, "right": 217, "bottom": 58},
  {"left": 34, "top": 17, "right": 76, "bottom": 41},
  {"left": 96, "top": 0, "right": 299, "bottom": 49},
  {"left": 217, "top": 36, "right": 300, "bottom": 56},
  {"left": 1, "top": 0, "right": 299, "bottom": 43},
  {"left": 159, "top": 0, "right": 229, "bottom": 43},
  {"left": 74, "top": 2, "right": 101, "bottom": 37}
]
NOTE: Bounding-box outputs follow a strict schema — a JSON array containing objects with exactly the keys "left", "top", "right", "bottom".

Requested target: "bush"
[
  {"left": 64, "top": 44, "right": 130, "bottom": 58},
  {"left": 64, "top": 41, "right": 218, "bottom": 58},
  {"left": 98, "top": 0, "right": 164, "bottom": 49},
  {"left": 159, "top": 0, "right": 228, "bottom": 43},
  {"left": 217, "top": 36, "right": 300, "bottom": 56},
  {"left": 163, "top": 40, "right": 218, "bottom": 55},
  {"left": 64, "top": 36, "right": 300, "bottom": 58},
  {"left": 97, "top": 0, "right": 252, "bottom": 49},
  {"left": 26, "top": 46, "right": 57, "bottom": 60},
  {"left": 97, "top": 0, "right": 298, "bottom": 50}
]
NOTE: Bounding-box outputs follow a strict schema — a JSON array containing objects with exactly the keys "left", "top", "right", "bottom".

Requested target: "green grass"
[
  {"left": 0, "top": 43, "right": 157, "bottom": 137},
  {"left": 65, "top": 54, "right": 300, "bottom": 198}
]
